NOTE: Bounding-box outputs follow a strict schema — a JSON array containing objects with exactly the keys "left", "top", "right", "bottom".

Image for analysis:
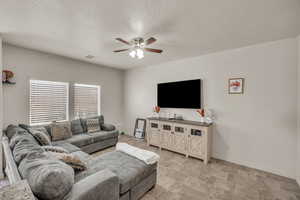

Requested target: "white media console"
[{"left": 146, "top": 117, "right": 213, "bottom": 164}]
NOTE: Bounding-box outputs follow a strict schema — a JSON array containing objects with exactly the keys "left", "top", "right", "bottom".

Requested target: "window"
[
  {"left": 74, "top": 83, "right": 100, "bottom": 119},
  {"left": 30, "top": 80, "right": 69, "bottom": 125}
]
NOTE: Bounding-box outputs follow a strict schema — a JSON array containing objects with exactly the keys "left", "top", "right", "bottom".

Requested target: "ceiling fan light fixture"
[
  {"left": 129, "top": 50, "right": 136, "bottom": 58},
  {"left": 114, "top": 37, "right": 162, "bottom": 58},
  {"left": 136, "top": 48, "right": 144, "bottom": 59}
]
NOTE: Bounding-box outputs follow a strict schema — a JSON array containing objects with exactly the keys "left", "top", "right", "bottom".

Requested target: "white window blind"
[
  {"left": 30, "top": 80, "right": 69, "bottom": 125},
  {"left": 74, "top": 83, "right": 100, "bottom": 119}
]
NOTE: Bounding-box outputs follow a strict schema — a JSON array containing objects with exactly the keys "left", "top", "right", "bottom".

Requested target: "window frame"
[{"left": 29, "top": 79, "right": 69, "bottom": 126}]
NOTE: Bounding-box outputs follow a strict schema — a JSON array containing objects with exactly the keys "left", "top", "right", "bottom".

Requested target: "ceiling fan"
[{"left": 113, "top": 37, "right": 163, "bottom": 59}]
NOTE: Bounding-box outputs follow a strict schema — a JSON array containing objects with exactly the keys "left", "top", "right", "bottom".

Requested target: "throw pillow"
[
  {"left": 18, "top": 152, "right": 74, "bottom": 200},
  {"left": 20, "top": 124, "right": 52, "bottom": 140},
  {"left": 80, "top": 115, "right": 104, "bottom": 132},
  {"left": 42, "top": 146, "right": 69, "bottom": 154},
  {"left": 30, "top": 129, "right": 52, "bottom": 146},
  {"left": 51, "top": 122, "right": 72, "bottom": 141},
  {"left": 86, "top": 118, "right": 100, "bottom": 133},
  {"left": 71, "top": 119, "right": 84, "bottom": 135},
  {"left": 48, "top": 152, "right": 87, "bottom": 171}
]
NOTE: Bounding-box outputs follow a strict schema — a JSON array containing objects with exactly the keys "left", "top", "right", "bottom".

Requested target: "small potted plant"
[
  {"left": 153, "top": 106, "right": 161, "bottom": 118},
  {"left": 196, "top": 109, "right": 205, "bottom": 123}
]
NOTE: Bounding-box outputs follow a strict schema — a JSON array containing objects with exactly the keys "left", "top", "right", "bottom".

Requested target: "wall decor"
[
  {"left": 2, "top": 70, "right": 16, "bottom": 84},
  {"left": 229, "top": 78, "right": 244, "bottom": 94}
]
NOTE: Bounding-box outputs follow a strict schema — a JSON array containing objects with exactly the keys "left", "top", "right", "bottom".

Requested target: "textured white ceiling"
[{"left": 0, "top": 0, "right": 299, "bottom": 69}]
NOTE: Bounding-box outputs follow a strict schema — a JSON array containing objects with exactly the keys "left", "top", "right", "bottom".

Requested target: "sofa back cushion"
[
  {"left": 19, "top": 124, "right": 52, "bottom": 140},
  {"left": 19, "top": 152, "right": 74, "bottom": 200},
  {"left": 6, "top": 125, "right": 27, "bottom": 140},
  {"left": 10, "top": 130, "right": 44, "bottom": 165},
  {"left": 71, "top": 119, "right": 84, "bottom": 135},
  {"left": 80, "top": 115, "right": 104, "bottom": 133},
  {"left": 51, "top": 121, "right": 72, "bottom": 141}
]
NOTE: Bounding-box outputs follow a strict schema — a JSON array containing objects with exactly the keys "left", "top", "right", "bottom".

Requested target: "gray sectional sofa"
[{"left": 2, "top": 116, "right": 158, "bottom": 200}]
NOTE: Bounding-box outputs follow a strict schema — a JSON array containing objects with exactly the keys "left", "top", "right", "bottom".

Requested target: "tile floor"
[{"left": 93, "top": 135, "right": 300, "bottom": 200}]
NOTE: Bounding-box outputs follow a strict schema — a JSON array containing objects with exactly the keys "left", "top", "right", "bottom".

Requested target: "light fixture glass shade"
[
  {"left": 129, "top": 50, "right": 136, "bottom": 58},
  {"left": 136, "top": 48, "right": 144, "bottom": 59}
]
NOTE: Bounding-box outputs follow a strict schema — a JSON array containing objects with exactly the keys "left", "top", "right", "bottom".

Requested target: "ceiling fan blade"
[
  {"left": 115, "top": 38, "right": 131, "bottom": 45},
  {"left": 113, "top": 49, "right": 130, "bottom": 53},
  {"left": 144, "top": 48, "right": 163, "bottom": 53},
  {"left": 145, "top": 37, "right": 157, "bottom": 45}
]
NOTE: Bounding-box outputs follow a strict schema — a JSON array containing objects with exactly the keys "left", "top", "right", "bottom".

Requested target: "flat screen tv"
[{"left": 157, "top": 79, "right": 202, "bottom": 109}]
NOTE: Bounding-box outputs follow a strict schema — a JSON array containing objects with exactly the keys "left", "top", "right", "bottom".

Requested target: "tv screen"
[{"left": 157, "top": 79, "right": 201, "bottom": 109}]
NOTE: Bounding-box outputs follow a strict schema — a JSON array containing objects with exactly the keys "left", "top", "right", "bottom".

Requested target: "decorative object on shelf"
[
  {"left": 2, "top": 70, "right": 16, "bottom": 84},
  {"left": 196, "top": 109, "right": 205, "bottom": 123},
  {"left": 134, "top": 118, "right": 147, "bottom": 139},
  {"left": 204, "top": 109, "right": 214, "bottom": 124},
  {"left": 229, "top": 78, "right": 244, "bottom": 94},
  {"left": 152, "top": 106, "right": 161, "bottom": 118}
]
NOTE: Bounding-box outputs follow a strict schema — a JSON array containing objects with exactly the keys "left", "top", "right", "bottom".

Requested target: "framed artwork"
[{"left": 229, "top": 78, "right": 244, "bottom": 94}]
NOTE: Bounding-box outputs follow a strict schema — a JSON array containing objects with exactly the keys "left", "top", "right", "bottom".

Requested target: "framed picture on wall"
[{"left": 229, "top": 78, "right": 244, "bottom": 94}]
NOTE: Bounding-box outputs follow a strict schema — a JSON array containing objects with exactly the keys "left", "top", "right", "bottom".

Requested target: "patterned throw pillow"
[
  {"left": 20, "top": 124, "right": 52, "bottom": 140},
  {"left": 47, "top": 152, "right": 87, "bottom": 171},
  {"left": 30, "top": 129, "right": 52, "bottom": 146},
  {"left": 51, "top": 122, "right": 72, "bottom": 141},
  {"left": 86, "top": 118, "right": 101, "bottom": 133},
  {"left": 42, "top": 146, "right": 69, "bottom": 154}
]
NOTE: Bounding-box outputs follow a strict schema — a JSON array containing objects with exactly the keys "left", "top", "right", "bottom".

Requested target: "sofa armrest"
[
  {"left": 101, "top": 123, "right": 116, "bottom": 131},
  {"left": 66, "top": 169, "right": 119, "bottom": 200}
]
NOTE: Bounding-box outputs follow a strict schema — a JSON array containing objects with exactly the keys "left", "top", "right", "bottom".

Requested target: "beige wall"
[
  {"left": 124, "top": 38, "right": 298, "bottom": 178},
  {"left": 2, "top": 44, "right": 124, "bottom": 130}
]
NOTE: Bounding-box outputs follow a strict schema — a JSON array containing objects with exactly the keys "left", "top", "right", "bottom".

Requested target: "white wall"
[
  {"left": 124, "top": 38, "right": 298, "bottom": 178},
  {"left": 297, "top": 35, "right": 300, "bottom": 184},
  {"left": 0, "top": 36, "right": 4, "bottom": 179},
  {"left": 2, "top": 44, "right": 124, "bottom": 130}
]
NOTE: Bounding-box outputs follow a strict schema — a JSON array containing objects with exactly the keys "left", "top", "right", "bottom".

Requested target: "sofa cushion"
[
  {"left": 81, "top": 115, "right": 104, "bottom": 133},
  {"left": 65, "top": 134, "right": 94, "bottom": 147},
  {"left": 30, "top": 129, "right": 52, "bottom": 146},
  {"left": 53, "top": 142, "right": 81, "bottom": 153},
  {"left": 71, "top": 119, "right": 84, "bottom": 135},
  {"left": 51, "top": 121, "right": 72, "bottom": 141},
  {"left": 18, "top": 152, "right": 74, "bottom": 200},
  {"left": 6, "top": 125, "right": 27, "bottom": 140},
  {"left": 75, "top": 151, "right": 157, "bottom": 194},
  {"left": 19, "top": 124, "right": 52, "bottom": 139},
  {"left": 87, "top": 130, "right": 119, "bottom": 143},
  {"left": 86, "top": 118, "right": 101, "bottom": 133},
  {"left": 9, "top": 129, "right": 38, "bottom": 149},
  {"left": 10, "top": 131, "right": 44, "bottom": 165}
]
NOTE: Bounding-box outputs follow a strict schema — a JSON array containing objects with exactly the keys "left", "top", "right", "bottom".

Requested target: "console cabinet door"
[
  {"left": 149, "top": 131, "right": 160, "bottom": 146},
  {"left": 161, "top": 123, "right": 173, "bottom": 149},
  {"left": 161, "top": 132, "right": 173, "bottom": 149},
  {"left": 189, "top": 135, "right": 203, "bottom": 158},
  {"left": 173, "top": 125, "right": 187, "bottom": 153}
]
